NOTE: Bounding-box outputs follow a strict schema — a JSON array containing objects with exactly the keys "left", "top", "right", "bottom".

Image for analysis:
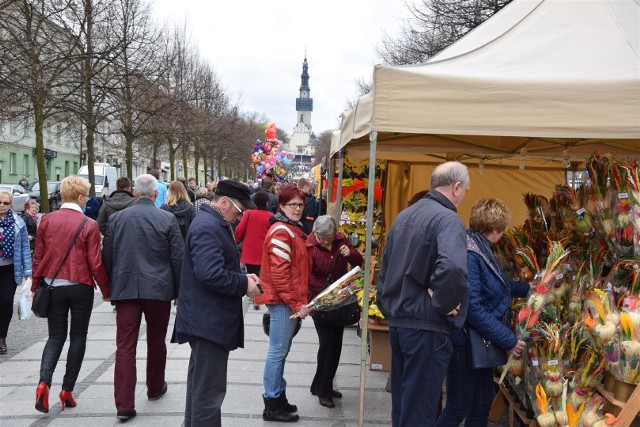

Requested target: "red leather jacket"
[
  {"left": 32, "top": 207, "right": 110, "bottom": 298},
  {"left": 254, "top": 221, "right": 310, "bottom": 313}
]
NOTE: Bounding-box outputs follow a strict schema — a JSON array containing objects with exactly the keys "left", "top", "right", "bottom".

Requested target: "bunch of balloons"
[{"left": 250, "top": 122, "right": 295, "bottom": 181}]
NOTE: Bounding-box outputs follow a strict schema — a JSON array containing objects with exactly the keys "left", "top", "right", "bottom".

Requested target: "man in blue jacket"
[
  {"left": 175, "top": 179, "right": 262, "bottom": 427},
  {"left": 377, "top": 161, "right": 470, "bottom": 427}
]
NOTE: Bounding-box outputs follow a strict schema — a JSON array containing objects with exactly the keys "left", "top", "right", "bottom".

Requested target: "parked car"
[
  {"left": 0, "top": 184, "right": 30, "bottom": 213},
  {"left": 27, "top": 181, "right": 62, "bottom": 211}
]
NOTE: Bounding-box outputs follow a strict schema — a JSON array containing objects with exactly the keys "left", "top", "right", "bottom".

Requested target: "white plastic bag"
[{"left": 18, "top": 278, "right": 32, "bottom": 320}]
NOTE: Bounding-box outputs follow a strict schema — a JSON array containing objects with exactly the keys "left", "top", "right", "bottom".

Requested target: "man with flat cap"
[{"left": 175, "top": 179, "right": 263, "bottom": 427}]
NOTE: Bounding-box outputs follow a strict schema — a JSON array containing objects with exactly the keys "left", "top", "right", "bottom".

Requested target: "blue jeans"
[
  {"left": 435, "top": 343, "right": 495, "bottom": 427},
  {"left": 263, "top": 304, "right": 297, "bottom": 399},
  {"left": 390, "top": 327, "right": 452, "bottom": 427}
]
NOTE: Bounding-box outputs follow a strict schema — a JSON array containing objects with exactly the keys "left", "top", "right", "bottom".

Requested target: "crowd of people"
[{"left": 0, "top": 161, "right": 528, "bottom": 426}]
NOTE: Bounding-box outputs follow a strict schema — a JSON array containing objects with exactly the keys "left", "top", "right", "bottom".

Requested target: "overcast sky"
[{"left": 150, "top": 0, "right": 410, "bottom": 138}]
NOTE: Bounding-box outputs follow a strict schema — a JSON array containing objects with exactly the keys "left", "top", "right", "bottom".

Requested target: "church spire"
[{"left": 299, "top": 57, "right": 310, "bottom": 92}]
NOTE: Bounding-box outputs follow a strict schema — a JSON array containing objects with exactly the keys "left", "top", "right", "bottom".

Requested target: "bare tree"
[
  {"left": 0, "top": 0, "right": 81, "bottom": 211},
  {"left": 377, "top": 0, "right": 511, "bottom": 65}
]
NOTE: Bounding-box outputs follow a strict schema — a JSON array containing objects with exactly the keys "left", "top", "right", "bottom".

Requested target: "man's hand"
[
  {"left": 296, "top": 305, "right": 310, "bottom": 319},
  {"left": 246, "top": 275, "right": 261, "bottom": 298},
  {"left": 511, "top": 340, "right": 526, "bottom": 358},
  {"left": 427, "top": 288, "right": 461, "bottom": 316}
]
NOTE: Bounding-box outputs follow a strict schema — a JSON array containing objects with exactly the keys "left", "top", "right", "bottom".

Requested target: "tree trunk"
[
  {"left": 181, "top": 141, "right": 188, "bottom": 178},
  {"left": 33, "top": 104, "right": 50, "bottom": 212},
  {"left": 194, "top": 153, "right": 200, "bottom": 184},
  {"left": 168, "top": 136, "right": 175, "bottom": 181},
  {"left": 84, "top": 0, "right": 96, "bottom": 197}
]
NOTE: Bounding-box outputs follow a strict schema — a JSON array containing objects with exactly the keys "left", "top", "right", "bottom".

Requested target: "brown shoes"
[{"left": 319, "top": 397, "right": 335, "bottom": 408}]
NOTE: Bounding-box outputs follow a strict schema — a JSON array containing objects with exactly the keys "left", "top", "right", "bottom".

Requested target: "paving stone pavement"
[{"left": 0, "top": 291, "right": 393, "bottom": 426}]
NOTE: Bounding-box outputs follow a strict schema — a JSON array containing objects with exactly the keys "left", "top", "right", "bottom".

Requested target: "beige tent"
[{"left": 334, "top": 1, "right": 640, "bottom": 424}]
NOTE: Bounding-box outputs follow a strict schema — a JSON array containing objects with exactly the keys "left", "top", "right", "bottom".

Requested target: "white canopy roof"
[{"left": 333, "top": 0, "right": 640, "bottom": 161}]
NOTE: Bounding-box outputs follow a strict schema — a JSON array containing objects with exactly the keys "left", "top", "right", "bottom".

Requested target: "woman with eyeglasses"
[
  {"left": 254, "top": 184, "right": 311, "bottom": 423},
  {"left": 0, "top": 190, "right": 32, "bottom": 355},
  {"left": 307, "top": 215, "right": 362, "bottom": 408},
  {"left": 31, "top": 176, "right": 110, "bottom": 413}
]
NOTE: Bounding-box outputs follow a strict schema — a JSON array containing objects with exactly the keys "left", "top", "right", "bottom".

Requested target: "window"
[
  {"left": 73, "top": 161, "right": 78, "bottom": 173},
  {"left": 65, "top": 161, "right": 70, "bottom": 177},
  {"left": 9, "top": 153, "right": 17, "bottom": 174},
  {"left": 23, "top": 155, "right": 29, "bottom": 175}
]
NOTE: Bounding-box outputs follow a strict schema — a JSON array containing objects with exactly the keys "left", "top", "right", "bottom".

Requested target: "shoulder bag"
[
  {"left": 32, "top": 218, "right": 88, "bottom": 318},
  {"left": 312, "top": 250, "right": 362, "bottom": 327},
  {"left": 465, "top": 325, "right": 508, "bottom": 369}
]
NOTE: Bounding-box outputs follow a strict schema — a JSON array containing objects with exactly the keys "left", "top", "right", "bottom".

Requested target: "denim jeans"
[
  {"left": 435, "top": 343, "right": 495, "bottom": 427},
  {"left": 263, "top": 304, "right": 297, "bottom": 399}
]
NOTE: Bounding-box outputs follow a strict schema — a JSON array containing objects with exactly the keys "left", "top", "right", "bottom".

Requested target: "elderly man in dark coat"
[
  {"left": 175, "top": 180, "right": 261, "bottom": 427},
  {"left": 102, "top": 173, "right": 184, "bottom": 422}
]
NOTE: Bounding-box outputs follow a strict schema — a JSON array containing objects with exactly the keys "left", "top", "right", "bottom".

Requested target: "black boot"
[
  {"left": 263, "top": 395, "right": 299, "bottom": 422},
  {"left": 281, "top": 390, "right": 297, "bottom": 413}
]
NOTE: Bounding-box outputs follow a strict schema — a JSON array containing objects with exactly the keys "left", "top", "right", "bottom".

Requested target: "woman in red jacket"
[
  {"left": 235, "top": 190, "right": 273, "bottom": 309},
  {"left": 32, "top": 176, "right": 111, "bottom": 413},
  {"left": 254, "top": 184, "right": 310, "bottom": 423},
  {"left": 307, "top": 215, "right": 363, "bottom": 408},
  {"left": 234, "top": 190, "right": 274, "bottom": 276}
]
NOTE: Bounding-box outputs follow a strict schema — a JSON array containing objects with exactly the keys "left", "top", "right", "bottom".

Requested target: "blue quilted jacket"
[{"left": 451, "top": 236, "right": 529, "bottom": 349}]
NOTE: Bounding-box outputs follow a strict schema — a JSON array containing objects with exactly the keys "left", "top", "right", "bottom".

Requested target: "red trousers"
[{"left": 114, "top": 299, "right": 170, "bottom": 412}]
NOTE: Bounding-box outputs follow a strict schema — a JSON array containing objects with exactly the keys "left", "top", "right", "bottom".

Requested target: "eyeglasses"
[
  {"left": 286, "top": 203, "right": 304, "bottom": 209},
  {"left": 228, "top": 198, "right": 244, "bottom": 216},
  {"left": 0, "top": 201, "right": 11, "bottom": 206}
]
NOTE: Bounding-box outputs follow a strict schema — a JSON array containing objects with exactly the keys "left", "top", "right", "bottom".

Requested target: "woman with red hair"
[{"left": 255, "top": 184, "right": 310, "bottom": 422}]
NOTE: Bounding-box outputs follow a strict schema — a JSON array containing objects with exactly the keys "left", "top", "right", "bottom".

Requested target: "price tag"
[
  {"left": 532, "top": 360, "right": 539, "bottom": 366},
  {"left": 576, "top": 208, "right": 586, "bottom": 215},
  {"left": 619, "top": 192, "right": 629, "bottom": 199},
  {"left": 556, "top": 273, "right": 564, "bottom": 280},
  {"left": 548, "top": 359, "right": 559, "bottom": 366},
  {"left": 563, "top": 264, "right": 571, "bottom": 270}
]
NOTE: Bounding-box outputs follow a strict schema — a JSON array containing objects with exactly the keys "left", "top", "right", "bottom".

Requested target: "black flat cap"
[{"left": 215, "top": 180, "right": 256, "bottom": 210}]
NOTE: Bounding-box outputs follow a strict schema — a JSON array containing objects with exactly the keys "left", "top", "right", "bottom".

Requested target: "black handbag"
[
  {"left": 465, "top": 327, "right": 507, "bottom": 369},
  {"left": 262, "top": 312, "right": 302, "bottom": 337},
  {"left": 312, "top": 300, "right": 361, "bottom": 326},
  {"left": 31, "top": 218, "right": 88, "bottom": 318},
  {"left": 311, "top": 250, "right": 362, "bottom": 326}
]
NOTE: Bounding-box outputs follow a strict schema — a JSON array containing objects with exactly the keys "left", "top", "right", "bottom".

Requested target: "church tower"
[{"left": 290, "top": 56, "right": 313, "bottom": 155}]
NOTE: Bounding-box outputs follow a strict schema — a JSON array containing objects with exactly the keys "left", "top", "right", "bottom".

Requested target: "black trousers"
[
  {"left": 0, "top": 264, "right": 18, "bottom": 338},
  {"left": 310, "top": 316, "right": 345, "bottom": 398},
  {"left": 184, "top": 337, "right": 229, "bottom": 427},
  {"left": 39, "top": 284, "right": 94, "bottom": 390}
]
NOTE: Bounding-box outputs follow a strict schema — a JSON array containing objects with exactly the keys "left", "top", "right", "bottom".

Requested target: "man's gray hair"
[
  {"left": 313, "top": 215, "right": 338, "bottom": 236},
  {"left": 134, "top": 174, "right": 158, "bottom": 197},
  {"left": 431, "top": 161, "right": 469, "bottom": 189}
]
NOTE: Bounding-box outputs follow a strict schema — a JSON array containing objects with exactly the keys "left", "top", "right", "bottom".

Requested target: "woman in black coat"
[
  {"left": 161, "top": 181, "right": 196, "bottom": 240},
  {"left": 21, "top": 200, "right": 39, "bottom": 254}
]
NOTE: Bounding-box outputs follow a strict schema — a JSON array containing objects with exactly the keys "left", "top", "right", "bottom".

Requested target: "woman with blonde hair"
[
  {"left": 161, "top": 181, "right": 195, "bottom": 240},
  {"left": 0, "top": 190, "right": 32, "bottom": 355},
  {"left": 32, "top": 175, "right": 110, "bottom": 413}
]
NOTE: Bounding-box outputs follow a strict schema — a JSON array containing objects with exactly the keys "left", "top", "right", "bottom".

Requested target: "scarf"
[
  {"left": 0, "top": 210, "right": 16, "bottom": 260},
  {"left": 272, "top": 210, "right": 303, "bottom": 230},
  {"left": 467, "top": 229, "right": 507, "bottom": 289},
  {"left": 26, "top": 210, "right": 38, "bottom": 223}
]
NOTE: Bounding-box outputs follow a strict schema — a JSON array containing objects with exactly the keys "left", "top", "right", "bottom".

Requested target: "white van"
[{"left": 78, "top": 163, "right": 118, "bottom": 199}]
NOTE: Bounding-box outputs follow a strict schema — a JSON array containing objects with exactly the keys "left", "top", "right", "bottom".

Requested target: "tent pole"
[
  {"left": 358, "top": 131, "right": 377, "bottom": 427},
  {"left": 334, "top": 150, "right": 345, "bottom": 223},
  {"left": 327, "top": 156, "right": 334, "bottom": 214}
]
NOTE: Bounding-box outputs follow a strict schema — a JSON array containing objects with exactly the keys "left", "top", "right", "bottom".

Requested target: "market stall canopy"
[{"left": 332, "top": 0, "right": 640, "bottom": 162}]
